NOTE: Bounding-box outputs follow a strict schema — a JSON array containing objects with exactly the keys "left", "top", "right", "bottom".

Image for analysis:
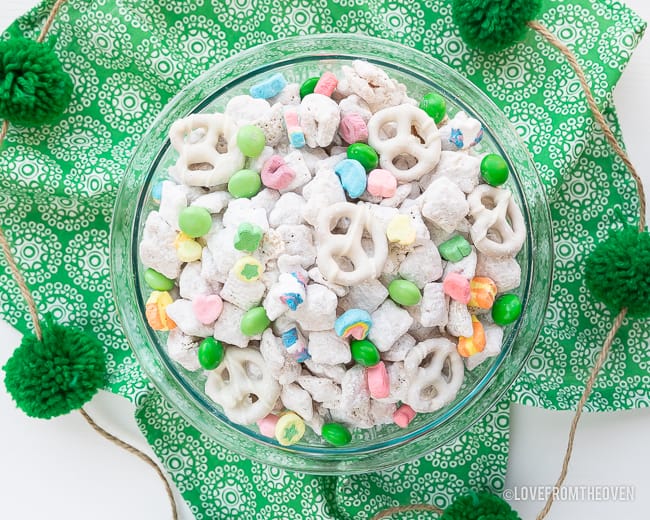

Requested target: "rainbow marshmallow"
[{"left": 334, "top": 309, "right": 372, "bottom": 340}]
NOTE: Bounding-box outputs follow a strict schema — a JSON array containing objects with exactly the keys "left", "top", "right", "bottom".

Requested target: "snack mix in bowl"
[{"left": 112, "top": 35, "right": 552, "bottom": 474}]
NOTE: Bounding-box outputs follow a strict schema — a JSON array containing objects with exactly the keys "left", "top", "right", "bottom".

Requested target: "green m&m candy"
[
  {"left": 388, "top": 279, "right": 422, "bottom": 306},
  {"left": 347, "top": 142, "right": 379, "bottom": 171},
  {"left": 144, "top": 268, "right": 175, "bottom": 291},
  {"left": 480, "top": 154, "right": 509, "bottom": 186},
  {"left": 198, "top": 338, "right": 224, "bottom": 370},
  {"left": 350, "top": 339, "right": 380, "bottom": 367},
  {"left": 228, "top": 169, "right": 262, "bottom": 199},
  {"left": 299, "top": 77, "right": 320, "bottom": 98},
  {"left": 322, "top": 422, "right": 352, "bottom": 447},
  {"left": 491, "top": 294, "right": 522, "bottom": 325},
  {"left": 419, "top": 92, "right": 447, "bottom": 123},
  {"left": 240, "top": 306, "right": 270, "bottom": 336},
  {"left": 236, "top": 125, "right": 266, "bottom": 158},
  {"left": 178, "top": 206, "right": 212, "bottom": 238}
]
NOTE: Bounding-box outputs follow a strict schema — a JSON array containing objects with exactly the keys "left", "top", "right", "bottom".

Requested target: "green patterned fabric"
[{"left": 0, "top": 0, "right": 647, "bottom": 517}]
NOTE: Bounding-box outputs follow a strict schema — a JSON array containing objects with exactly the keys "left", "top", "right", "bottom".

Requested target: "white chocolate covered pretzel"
[
  {"left": 205, "top": 346, "right": 280, "bottom": 425},
  {"left": 367, "top": 104, "right": 441, "bottom": 182},
  {"left": 404, "top": 338, "right": 464, "bottom": 413},
  {"left": 169, "top": 113, "right": 245, "bottom": 187},
  {"left": 315, "top": 202, "right": 388, "bottom": 286},
  {"left": 467, "top": 184, "right": 526, "bottom": 257}
]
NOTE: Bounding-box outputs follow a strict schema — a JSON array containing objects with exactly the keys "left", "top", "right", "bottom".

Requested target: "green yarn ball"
[
  {"left": 0, "top": 37, "right": 73, "bottom": 126},
  {"left": 585, "top": 227, "right": 650, "bottom": 318},
  {"left": 3, "top": 320, "right": 107, "bottom": 419},
  {"left": 442, "top": 491, "right": 521, "bottom": 520},
  {"left": 451, "top": 0, "right": 543, "bottom": 53}
]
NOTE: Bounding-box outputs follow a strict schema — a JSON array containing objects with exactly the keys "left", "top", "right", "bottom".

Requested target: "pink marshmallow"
[
  {"left": 192, "top": 294, "right": 223, "bottom": 324},
  {"left": 443, "top": 272, "right": 471, "bottom": 304},
  {"left": 257, "top": 413, "right": 279, "bottom": 438},
  {"left": 367, "top": 361, "right": 390, "bottom": 399},
  {"left": 367, "top": 169, "right": 397, "bottom": 198},
  {"left": 261, "top": 155, "right": 295, "bottom": 190},
  {"left": 283, "top": 108, "right": 300, "bottom": 128},
  {"left": 339, "top": 113, "right": 368, "bottom": 144},
  {"left": 314, "top": 71, "right": 338, "bottom": 97},
  {"left": 393, "top": 404, "right": 416, "bottom": 428}
]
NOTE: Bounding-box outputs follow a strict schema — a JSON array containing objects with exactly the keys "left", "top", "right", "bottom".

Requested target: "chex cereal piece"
[
  {"left": 260, "top": 330, "right": 301, "bottom": 385},
  {"left": 269, "top": 192, "right": 307, "bottom": 227},
  {"left": 191, "top": 191, "right": 232, "bottom": 214},
  {"left": 419, "top": 177, "right": 469, "bottom": 233},
  {"left": 339, "top": 278, "right": 389, "bottom": 314},
  {"left": 475, "top": 253, "right": 522, "bottom": 292},
  {"left": 288, "top": 283, "right": 338, "bottom": 331},
  {"left": 301, "top": 168, "right": 346, "bottom": 226},
  {"left": 179, "top": 261, "right": 216, "bottom": 300},
  {"left": 158, "top": 181, "right": 187, "bottom": 230},
  {"left": 446, "top": 299, "right": 474, "bottom": 338},
  {"left": 281, "top": 383, "right": 314, "bottom": 421},
  {"left": 166, "top": 328, "right": 201, "bottom": 372},
  {"left": 139, "top": 212, "right": 182, "bottom": 279},
  {"left": 381, "top": 333, "right": 416, "bottom": 362},
  {"left": 398, "top": 241, "right": 443, "bottom": 289},
  {"left": 220, "top": 270, "right": 266, "bottom": 310},
  {"left": 276, "top": 224, "right": 317, "bottom": 268},
  {"left": 368, "top": 300, "right": 414, "bottom": 352},
  {"left": 213, "top": 302, "right": 253, "bottom": 348},
  {"left": 308, "top": 331, "right": 352, "bottom": 365},
  {"left": 297, "top": 374, "right": 342, "bottom": 404},
  {"left": 303, "top": 359, "right": 347, "bottom": 384}
]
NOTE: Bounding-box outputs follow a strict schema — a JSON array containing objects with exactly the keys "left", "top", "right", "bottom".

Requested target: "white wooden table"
[{"left": 1, "top": 2, "right": 649, "bottom": 518}]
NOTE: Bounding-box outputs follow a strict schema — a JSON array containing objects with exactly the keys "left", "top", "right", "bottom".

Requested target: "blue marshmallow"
[
  {"left": 250, "top": 73, "right": 287, "bottom": 99},
  {"left": 334, "top": 159, "right": 367, "bottom": 199},
  {"left": 289, "top": 130, "right": 305, "bottom": 148}
]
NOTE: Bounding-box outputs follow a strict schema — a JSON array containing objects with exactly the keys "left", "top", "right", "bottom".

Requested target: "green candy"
[
  {"left": 347, "top": 142, "right": 379, "bottom": 171},
  {"left": 491, "top": 294, "right": 522, "bottom": 325},
  {"left": 388, "top": 279, "right": 422, "bottom": 306},
  {"left": 321, "top": 422, "right": 352, "bottom": 447},
  {"left": 350, "top": 339, "right": 380, "bottom": 367},
  {"left": 228, "top": 169, "right": 262, "bottom": 199},
  {"left": 236, "top": 125, "right": 266, "bottom": 158},
  {"left": 419, "top": 92, "right": 447, "bottom": 123},
  {"left": 234, "top": 222, "right": 263, "bottom": 252},
  {"left": 143, "top": 268, "right": 175, "bottom": 291},
  {"left": 178, "top": 206, "right": 212, "bottom": 238},
  {"left": 198, "top": 338, "right": 224, "bottom": 370},
  {"left": 438, "top": 235, "right": 472, "bottom": 262},
  {"left": 480, "top": 154, "right": 509, "bottom": 186},
  {"left": 300, "top": 77, "right": 319, "bottom": 98},
  {"left": 240, "top": 306, "right": 270, "bottom": 336}
]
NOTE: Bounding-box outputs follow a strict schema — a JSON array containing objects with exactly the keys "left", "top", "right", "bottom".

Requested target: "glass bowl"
[{"left": 111, "top": 34, "right": 553, "bottom": 474}]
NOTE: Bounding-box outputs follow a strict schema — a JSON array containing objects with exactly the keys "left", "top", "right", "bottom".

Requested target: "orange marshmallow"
[
  {"left": 468, "top": 276, "right": 497, "bottom": 309},
  {"left": 145, "top": 291, "right": 176, "bottom": 331},
  {"left": 457, "top": 316, "right": 486, "bottom": 357}
]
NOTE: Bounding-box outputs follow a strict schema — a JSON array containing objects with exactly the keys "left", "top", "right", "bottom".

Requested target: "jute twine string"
[
  {"left": 0, "top": 2, "right": 178, "bottom": 519},
  {"left": 371, "top": 22, "right": 647, "bottom": 520}
]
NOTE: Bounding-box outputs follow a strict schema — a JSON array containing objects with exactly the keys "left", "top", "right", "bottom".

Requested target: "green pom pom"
[
  {"left": 451, "top": 0, "right": 543, "bottom": 53},
  {"left": 0, "top": 37, "right": 73, "bottom": 126},
  {"left": 3, "top": 320, "right": 106, "bottom": 419},
  {"left": 585, "top": 227, "right": 650, "bottom": 318},
  {"left": 442, "top": 491, "right": 521, "bottom": 520}
]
